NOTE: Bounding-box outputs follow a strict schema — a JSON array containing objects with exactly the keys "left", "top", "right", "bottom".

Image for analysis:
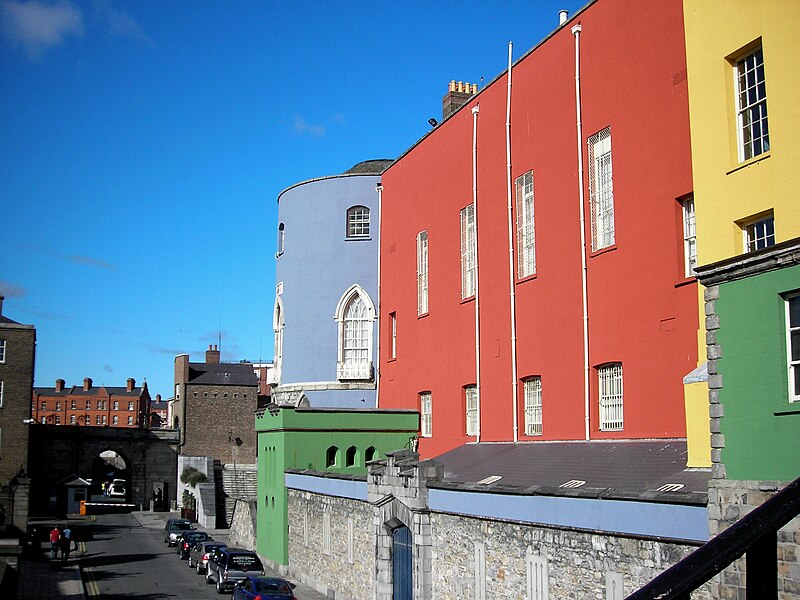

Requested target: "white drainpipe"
[
  {"left": 505, "top": 42, "right": 519, "bottom": 443},
  {"left": 375, "top": 182, "right": 383, "bottom": 408},
  {"left": 572, "top": 23, "right": 591, "bottom": 441},
  {"left": 472, "top": 104, "right": 481, "bottom": 443}
]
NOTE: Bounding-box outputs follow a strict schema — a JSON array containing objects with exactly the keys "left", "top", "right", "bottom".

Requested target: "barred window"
[
  {"left": 417, "top": 231, "right": 429, "bottom": 315},
  {"left": 460, "top": 205, "right": 476, "bottom": 298},
  {"left": 465, "top": 385, "right": 478, "bottom": 436},
  {"left": 523, "top": 377, "right": 543, "bottom": 436},
  {"left": 598, "top": 363, "right": 623, "bottom": 431},
  {"left": 588, "top": 128, "right": 615, "bottom": 251},
  {"left": 420, "top": 392, "right": 432, "bottom": 438},
  {"left": 515, "top": 171, "right": 536, "bottom": 277}
]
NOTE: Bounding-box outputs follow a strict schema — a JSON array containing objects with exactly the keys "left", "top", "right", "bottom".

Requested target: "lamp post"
[{"left": 8, "top": 477, "right": 19, "bottom": 528}]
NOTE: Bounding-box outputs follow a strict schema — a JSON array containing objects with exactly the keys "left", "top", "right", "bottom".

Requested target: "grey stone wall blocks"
[{"left": 704, "top": 285, "right": 720, "bottom": 302}]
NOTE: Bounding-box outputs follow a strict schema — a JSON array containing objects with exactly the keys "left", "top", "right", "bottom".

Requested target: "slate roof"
[
  {"left": 431, "top": 439, "right": 710, "bottom": 504},
  {"left": 0, "top": 315, "right": 20, "bottom": 325},
  {"left": 187, "top": 363, "right": 258, "bottom": 386},
  {"left": 343, "top": 159, "right": 394, "bottom": 175}
]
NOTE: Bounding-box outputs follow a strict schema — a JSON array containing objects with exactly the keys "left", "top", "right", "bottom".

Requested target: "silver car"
[
  {"left": 189, "top": 541, "right": 227, "bottom": 574},
  {"left": 163, "top": 518, "right": 193, "bottom": 546}
]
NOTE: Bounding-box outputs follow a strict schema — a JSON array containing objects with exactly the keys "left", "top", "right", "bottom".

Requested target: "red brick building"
[
  {"left": 378, "top": 0, "right": 698, "bottom": 458},
  {"left": 32, "top": 377, "right": 151, "bottom": 428}
]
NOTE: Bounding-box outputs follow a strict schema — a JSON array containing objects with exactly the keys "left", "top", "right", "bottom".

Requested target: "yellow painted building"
[{"left": 682, "top": 0, "right": 800, "bottom": 466}]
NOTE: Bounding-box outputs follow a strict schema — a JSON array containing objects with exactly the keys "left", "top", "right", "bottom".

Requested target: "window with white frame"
[
  {"left": 465, "top": 385, "right": 478, "bottom": 436},
  {"left": 588, "top": 127, "right": 615, "bottom": 251},
  {"left": 128, "top": 401, "right": 134, "bottom": 411},
  {"left": 389, "top": 312, "right": 397, "bottom": 359},
  {"left": 682, "top": 197, "right": 697, "bottom": 276},
  {"left": 346, "top": 206, "right": 370, "bottom": 238},
  {"left": 417, "top": 231, "right": 429, "bottom": 314},
  {"left": 515, "top": 171, "right": 536, "bottom": 277},
  {"left": 70, "top": 414, "right": 76, "bottom": 424},
  {"left": 787, "top": 294, "right": 800, "bottom": 403},
  {"left": 96, "top": 415, "right": 101, "bottom": 425},
  {"left": 273, "top": 297, "right": 284, "bottom": 383},
  {"left": 70, "top": 399, "right": 76, "bottom": 409},
  {"left": 336, "top": 286, "right": 375, "bottom": 381},
  {"left": 523, "top": 377, "right": 543, "bottom": 435},
  {"left": 743, "top": 212, "right": 775, "bottom": 252},
  {"left": 127, "top": 415, "right": 133, "bottom": 425},
  {"left": 420, "top": 392, "right": 432, "bottom": 437},
  {"left": 276, "top": 222, "right": 285, "bottom": 256},
  {"left": 460, "top": 204, "right": 476, "bottom": 298},
  {"left": 102, "top": 415, "right": 107, "bottom": 425},
  {"left": 113, "top": 401, "right": 119, "bottom": 411},
  {"left": 56, "top": 401, "right": 61, "bottom": 410},
  {"left": 0, "top": 339, "right": 5, "bottom": 363},
  {"left": 598, "top": 363, "right": 624, "bottom": 431},
  {"left": 735, "top": 46, "right": 769, "bottom": 161},
  {"left": 55, "top": 415, "right": 61, "bottom": 425},
  {"left": 112, "top": 415, "right": 118, "bottom": 425}
]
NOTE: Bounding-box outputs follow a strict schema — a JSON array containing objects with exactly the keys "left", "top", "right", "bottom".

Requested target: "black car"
[
  {"left": 177, "top": 530, "right": 212, "bottom": 559},
  {"left": 206, "top": 547, "right": 265, "bottom": 593},
  {"left": 189, "top": 541, "right": 227, "bottom": 573},
  {"left": 163, "top": 518, "right": 193, "bottom": 546}
]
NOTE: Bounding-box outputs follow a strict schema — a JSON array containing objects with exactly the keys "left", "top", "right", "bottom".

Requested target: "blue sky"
[{"left": 0, "top": 0, "right": 585, "bottom": 400}]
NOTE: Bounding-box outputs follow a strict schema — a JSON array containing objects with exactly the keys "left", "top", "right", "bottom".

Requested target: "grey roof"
[
  {"left": 343, "top": 159, "right": 394, "bottom": 175},
  {"left": 431, "top": 440, "right": 709, "bottom": 504},
  {"left": 187, "top": 363, "right": 258, "bottom": 386},
  {"left": 0, "top": 315, "right": 20, "bottom": 325}
]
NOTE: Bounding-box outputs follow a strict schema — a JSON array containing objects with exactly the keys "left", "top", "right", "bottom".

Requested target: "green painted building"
[
  {"left": 255, "top": 406, "right": 419, "bottom": 567},
  {"left": 696, "top": 238, "right": 800, "bottom": 482}
]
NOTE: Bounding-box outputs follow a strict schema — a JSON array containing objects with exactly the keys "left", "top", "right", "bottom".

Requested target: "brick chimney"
[
  {"left": 0, "top": 295, "right": 4, "bottom": 316},
  {"left": 127, "top": 378, "right": 135, "bottom": 392},
  {"left": 83, "top": 377, "right": 92, "bottom": 391},
  {"left": 55, "top": 378, "right": 65, "bottom": 392},
  {"left": 442, "top": 80, "right": 478, "bottom": 119},
  {"left": 206, "top": 344, "right": 220, "bottom": 364}
]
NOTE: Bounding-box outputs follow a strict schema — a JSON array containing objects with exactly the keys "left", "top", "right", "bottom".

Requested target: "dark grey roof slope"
[
  {"left": 0, "top": 315, "right": 20, "bottom": 325},
  {"left": 187, "top": 363, "right": 258, "bottom": 386},
  {"left": 432, "top": 440, "right": 709, "bottom": 504},
  {"left": 343, "top": 159, "right": 394, "bottom": 175}
]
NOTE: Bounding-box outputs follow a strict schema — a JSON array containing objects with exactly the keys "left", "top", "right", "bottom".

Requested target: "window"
[
  {"left": 112, "top": 415, "right": 118, "bottom": 425},
  {"left": 102, "top": 415, "right": 107, "bottom": 425},
  {"left": 735, "top": 46, "right": 769, "bottom": 161},
  {"left": 345, "top": 446, "right": 357, "bottom": 467},
  {"left": 588, "top": 127, "right": 615, "bottom": 251},
  {"left": 598, "top": 363, "right": 624, "bottom": 431},
  {"left": 365, "top": 446, "right": 376, "bottom": 462},
  {"left": 420, "top": 392, "right": 432, "bottom": 438},
  {"left": 326, "top": 446, "right": 338, "bottom": 468},
  {"left": 417, "top": 231, "right": 429, "bottom": 314},
  {"left": 127, "top": 416, "right": 133, "bottom": 425},
  {"left": 97, "top": 400, "right": 102, "bottom": 410},
  {"left": 682, "top": 197, "right": 697, "bottom": 276},
  {"left": 113, "top": 401, "right": 119, "bottom": 411},
  {"left": 276, "top": 222, "right": 285, "bottom": 256},
  {"left": 346, "top": 206, "right": 370, "bottom": 238},
  {"left": 40, "top": 401, "right": 46, "bottom": 410},
  {"left": 461, "top": 205, "right": 476, "bottom": 298},
  {"left": 389, "top": 312, "right": 397, "bottom": 359},
  {"left": 787, "top": 294, "right": 800, "bottom": 403},
  {"left": 743, "top": 213, "right": 775, "bottom": 252},
  {"left": 85, "top": 400, "right": 91, "bottom": 409},
  {"left": 336, "top": 286, "right": 375, "bottom": 380},
  {"left": 526, "top": 550, "right": 549, "bottom": 600},
  {"left": 70, "top": 414, "right": 76, "bottom": 424},
  {"left": 70, "top": 399, "right": 76, "bottom": 409},
  {"left": 128, "top": 401, "right": 134, "bottom": 411},
  {"left": 465, "top": 385, "right": 478, "bottom": 436},
  {"left": 0, "top": 381, "right": 3, "bottom": 408},
  {"left": 96, "top": 415, "right": 101, "bottom": 425},
  {"left": 273, "top": 297, "right": 284, "bottom": 383},
  {"left": 515, "top": 171, "right": 536, "bottom": 277},
  {"left": 55, "top": 415, "right": 61, "bottom": 425},
  {"left": 0, "top": 339, "right": 5, "bottom": 363},
  {"left": 523, "top": 377, "right": 543, "bottom": 436},
  {"left": 55, "top": 402, "right": 61, "bottom": 410}
]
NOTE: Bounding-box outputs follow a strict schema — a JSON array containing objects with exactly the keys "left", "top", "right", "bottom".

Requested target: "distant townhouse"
[
  {"left": 32, "top": 377, "right": 150, "bottom": 428},
  {"left": 684, "top": 1, "right": 800, "bottom": 597},
  {"left": 272, "top": 159, "right": 392, "bottom": 408},
  {"left": 379, "top": 0, "right": 699, "bottom": 458},
  {"left": 148, "top": 393, "right": 169, "bottom": 428},
  {"left": 0, "top": 295, "right": 36, "bottom": 528}
]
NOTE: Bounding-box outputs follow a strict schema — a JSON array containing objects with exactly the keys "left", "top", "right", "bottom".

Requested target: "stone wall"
[
  {"left": 228, "top": 499, "right": 257, "bottom": 551},
  {"left": 287, "top": 489, "right": 373, "bottom": 600},
  {"left": 707, "top": 479, "right": 800, "bottom": 599}
]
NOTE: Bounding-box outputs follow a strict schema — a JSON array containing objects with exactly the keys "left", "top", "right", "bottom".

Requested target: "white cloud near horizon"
[
  {"left": 69, "top": 254, "right": 116, "bottom": 270},
  {"left": 293, "top": 116, "right": 326, "bottom": 137},
  {"left": 0, "top": 280, "right": 28, "bottom": 298},
  {"left": 0, "top": 0, "right": 84, "bottom": 59}
]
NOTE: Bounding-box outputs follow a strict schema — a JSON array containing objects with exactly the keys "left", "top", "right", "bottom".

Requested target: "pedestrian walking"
[
  {"left": 60, "top": 526, "right": 73, "bottom": 562},
  {"left": 49, "top": 526, "right": 60, "bottom": 560}
]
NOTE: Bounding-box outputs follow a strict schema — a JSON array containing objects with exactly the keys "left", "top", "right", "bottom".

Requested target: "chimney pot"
[
  {"left": 442, "top": 79, "right": 477, "bottom": 119},
  {"left": 206, "top": 345, "right": 221, "bottom": 364},
  {"left": 83, "top": 377, "right": 92, "bottom": 391},
  {"left": 0, "top": 295, "right": 4, "bottom": 316},
  {"left": 127, "top": 378, "right": 135, "bottom": 392},
  {"left": 55, "top": 378, "right": 65, "bottom": 392},
  {"left": 559, "top": 9, "right": 569, "bottom": 25}
]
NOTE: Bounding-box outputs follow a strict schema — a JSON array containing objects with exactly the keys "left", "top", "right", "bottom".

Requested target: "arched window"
[
  {"left": 276, "top": 222, "right": 285, "bottom": 256},
  {"left": 365, "top": 446, "right": 376, "bottom": 463},
  {"left": 273, "top": 296, "right": 284, "bottom": 383},
  {"left": 326, "top": 446, "right": 339, "bottom": 468},
  {"left": 335, "top": 285, "right": 375, "bottom": 381},
  {"left": 345, "top": 446, "right": 357, "bottom": 467},
  {"left": 346, "top": 205, "right": 370, "bottom": 238}
]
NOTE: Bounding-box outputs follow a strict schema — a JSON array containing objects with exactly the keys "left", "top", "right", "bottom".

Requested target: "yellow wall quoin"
[{"left": 681, "top": 0, "right": 800, "bottom": 467}]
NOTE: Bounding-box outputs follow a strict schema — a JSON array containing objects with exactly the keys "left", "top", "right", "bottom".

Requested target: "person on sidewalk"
[
  {"left": 49, "top": 526, "right": 60, "bottom": 560},
  {"left": 60, "top": 526, "right": 73, "bottom": 562}
]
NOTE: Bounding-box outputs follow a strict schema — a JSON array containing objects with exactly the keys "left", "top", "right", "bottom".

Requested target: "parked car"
[
  {"left": 206, "top": 547, "right": 265, "bottom": 594},
  {"left": 163, "top": 518, "right": 194, "bottom": 545},
  {"left": 232, "top": 576, "right": 296, "bottom": 600},
  {"left": 108, "top": 482, "right": 126, "bottom": 498},
  {"left": 189, "top": 541, "right": 227, "bottom": 573},
  {"left": 176, "top": 530, "right": 212, "bottom": 559}
]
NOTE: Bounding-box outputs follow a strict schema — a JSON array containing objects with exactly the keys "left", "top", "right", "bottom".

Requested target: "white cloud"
[
  {"left": 0, "top": 0, "right": 84, "bottom": 59},
  {"left": 68, "top": 254, "right": 116, "bottom": 270},
  {"left": 0, "top": 280, "right": 27, "bottom": 297},
  {"left": 92, "top": 0, "right": 152, "bottom": 46},
  {"left": 293, "top": 116, "right": 326, "bottom": 137}
]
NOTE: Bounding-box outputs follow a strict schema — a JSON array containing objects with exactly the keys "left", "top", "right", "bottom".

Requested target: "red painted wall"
[{"left": 379, "top": 0, "right": 697, "bottom": 458}]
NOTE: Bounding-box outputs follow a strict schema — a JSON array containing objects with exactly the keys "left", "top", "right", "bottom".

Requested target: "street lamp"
[{"left": 8, "top": 477, "right": 18, "bottom": 528}]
